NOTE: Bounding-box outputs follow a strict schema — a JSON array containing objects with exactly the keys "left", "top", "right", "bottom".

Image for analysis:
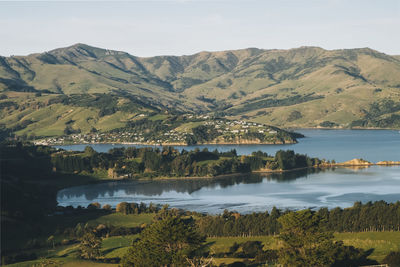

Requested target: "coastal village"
[{"left": 34, "top": 115, "right": 282, "bottom": 146}]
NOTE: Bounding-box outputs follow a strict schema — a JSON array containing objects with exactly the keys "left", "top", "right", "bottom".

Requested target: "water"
[
  {"left": 55, "top": 129, "right": 400, "bottom": 162},
  {"left": 57, "top": 166, "right": 400, "bottom": 214},
  {"left": 56, "top": 129, "right": 400, "bottom": 213}
]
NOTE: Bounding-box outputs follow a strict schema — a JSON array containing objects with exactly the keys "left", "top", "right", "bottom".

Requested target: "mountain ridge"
[
  {"left": 6, "top": 43, "right": 393, "bottom": 58},
  {"left": 1, "top": 44, "right": 400, "bottom": 136}
]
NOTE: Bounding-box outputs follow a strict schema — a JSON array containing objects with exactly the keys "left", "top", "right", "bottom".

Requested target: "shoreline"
[
  {"left": 94, "top": 161, "right": 400, "bottom": 184},
  {"left": 58, "top": 163, "right": 400, "bottom": 193},
  {"left": 43, "top": 140, "right": 298, "bottom": 147},
  {"left": 286, "top": 126, "right": 400, "bottom": 131},
  {"left": 54, "top": 161, "right": 400, "bottom": 196},
  {"left": 37, "top": 127, "right": 400, "bottom": 147}
]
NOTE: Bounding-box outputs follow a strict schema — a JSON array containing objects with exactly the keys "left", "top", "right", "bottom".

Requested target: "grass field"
[
  {"left": 207, "top": 236, "right": 280, "bottom": 254},
  {"left": 207, "top": 232, "right": 400, "bottom": 263},
  {"left": 148, "top": 114, "right": 169, "bottom": 121},
  {"left": 87, "top": 213, "right": 154, "bottom": 228},
  {"left": 101, "top": 235, "right": 138, "bottom": 258},
  {"left": 335, "top": 232, "right": 400, "bottom": 262},
  {"left": 6, "top": 231, "right": 399, "bottom": 266}
]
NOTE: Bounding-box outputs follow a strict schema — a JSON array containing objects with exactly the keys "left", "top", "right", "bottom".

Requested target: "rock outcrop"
[
  {"left": 336, "top": 159, "right": 373, "bottom": 166},
  {"left": 376, "top": 161, "right": 400, "bottom": 165}
]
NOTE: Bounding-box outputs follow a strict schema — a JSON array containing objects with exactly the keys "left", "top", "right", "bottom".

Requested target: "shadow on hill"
[
  {"left": 0, "top": 142, "right": 110, "bottom": 263},
  {"left": 332, "top": 247, "right": 378, "bottom": 267}
]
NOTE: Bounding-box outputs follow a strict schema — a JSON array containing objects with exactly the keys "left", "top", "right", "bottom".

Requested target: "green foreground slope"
[{"left": 2, "top": 143, "right": 400, "bottom": 266}]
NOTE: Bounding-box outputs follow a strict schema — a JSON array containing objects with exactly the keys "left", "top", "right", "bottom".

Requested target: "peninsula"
[{"left": 34, "top": 114, "right": 302, "bottom": 146}]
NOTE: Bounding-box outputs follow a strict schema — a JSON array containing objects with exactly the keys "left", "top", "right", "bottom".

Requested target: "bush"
[
  {"left": 109, "top": 226, "right": 141, "bottom": 237},
  {"left": 1, "top": 253, "right": 37, "bottom": 265},
  {"left": 61, "top": 239, "right": 73, "bottom": 245},
  {"left": 241, "top": 241, "right": 263, "bottom": 258},
  {"left": 255, "top": 249, "right": 279, "bottom": 263},
  {"left": 102, "top": 204, "right": 112, "bottom": 210},
  {"left": 228, "top": 242, "right": 240, "bottom": 255},
  {"left": 87, "top": 202, "right": 101, "bottom": 209},
  {"left": 319, "top": 121, "right": 339, "bottom": 127},
  {"left": 79, "top": 232, "right": 102, "bottom": 260},
  {"left": 383, "top": 251, "right": 400, "bottom": 267}
]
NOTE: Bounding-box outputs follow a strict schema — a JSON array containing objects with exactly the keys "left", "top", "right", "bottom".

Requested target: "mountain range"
[{"left": 1, "top": 44, "right": 400, "bottom": 137}]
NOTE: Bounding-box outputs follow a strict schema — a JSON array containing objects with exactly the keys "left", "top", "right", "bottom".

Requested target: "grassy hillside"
[
  {"left": 0, "top": 92, "right": 299, "bottom": 144},
  {"left": 0, "top": 92, "right": 162, "bottom": 138},
  {"left": 1, "top": 44, "right": 400, "bottom": 131}
]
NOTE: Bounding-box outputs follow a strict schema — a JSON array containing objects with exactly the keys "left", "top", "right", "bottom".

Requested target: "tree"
[
  {"left": 47, "top": 235, "right": 55, "bottom": 249},
  {"left": 84, "top": 146, "right": 96, "bottom": 155},
  {"left": 275, "top": 150, "right": 296, "bottom": 170},
  {"left": 121, "top": 215, "right": 206, "bottom": 267},
  {"left": 75, "top": 223, "right": 84, "bottom": 238},
  {"left": 277, "top": 209, "right": 334, "bottom": 267},
  {"left": 79, "top": 232, "right": 102, "bottom": 260},
  {"left": 143, "top": 151, "right": 161, "bottom": 171}
]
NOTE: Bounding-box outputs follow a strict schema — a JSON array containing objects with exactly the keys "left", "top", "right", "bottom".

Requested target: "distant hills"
[{"left": 1, "top": 44, "right": 400, "bottom": 137}]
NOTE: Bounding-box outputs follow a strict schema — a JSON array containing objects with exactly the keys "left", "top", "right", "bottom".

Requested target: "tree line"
[
  {"left": 51, "top": 146, "right": 327, "bottom": 178},
  {"left": 77, "top": 199, "right": 400, "bottom": 238},
  {"left": 195, "top": 201, "right": 400, "bottom": 237},
  {"left": 120, "top": 208, "right": 384, "bottom": 267}
]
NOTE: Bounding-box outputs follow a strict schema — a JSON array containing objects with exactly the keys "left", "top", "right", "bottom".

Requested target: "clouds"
[{"left": 0, "top": 0, "right": 399, "bottom": 56}]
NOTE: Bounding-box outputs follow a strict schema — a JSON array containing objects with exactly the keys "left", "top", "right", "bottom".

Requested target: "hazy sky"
[{"left": 1, "top": 0, "right": 399, "bottom": 57}]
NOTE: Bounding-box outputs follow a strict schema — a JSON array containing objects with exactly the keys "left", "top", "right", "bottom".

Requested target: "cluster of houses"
[
  {"left": 34, "top": 117, "right": 279, "bottom": 146},
  {"left": 205, "top": 120, "right": 278, "bottom": 135},
  {"left": 34, "top": 132, "right": 146, "bottom": 146}
]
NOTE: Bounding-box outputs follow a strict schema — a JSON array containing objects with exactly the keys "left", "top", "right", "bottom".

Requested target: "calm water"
[
  {"left": 57, "top": 166, "right": 400, "bottom": 214},
  {"left": 56, "top": 130, "right": 400, "bottom": 213},
  {"left": 55, "top": 129, "right": 400, "bottom": 162}
]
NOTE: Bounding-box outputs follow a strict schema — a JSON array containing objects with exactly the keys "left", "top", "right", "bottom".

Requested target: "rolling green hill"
[{"left": 1, "top": 44, "right": 400, "bottom": 137}]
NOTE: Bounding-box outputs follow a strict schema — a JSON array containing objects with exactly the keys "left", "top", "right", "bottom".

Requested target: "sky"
[{"left": 0, "top": 0, "right": 399, "bottom": 57}]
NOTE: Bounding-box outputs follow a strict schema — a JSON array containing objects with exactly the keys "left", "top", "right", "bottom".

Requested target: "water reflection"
[
  {"left": 57, "top": 168, "right": 326, "bottom": 202},
  {"left": 57, "top": 166, "right": 400, "bottom": 214}
]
